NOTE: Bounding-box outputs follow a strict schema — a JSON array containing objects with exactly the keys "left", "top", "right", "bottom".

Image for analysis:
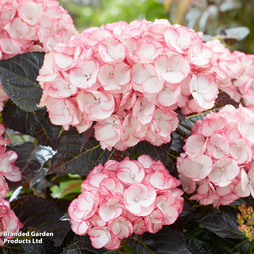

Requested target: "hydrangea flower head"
[
  {"left": 37, "top": 20, "right": 220, "bottom": 151},
  {"left": 0, "top": 0, "right": 77, "bottom": 59},
  {"left": 68, "top": 155, "right": 183, "bottom": 250},
  {"left": 0, "top": 0, "right": 77, "bottom": 110},
  {"left": 205, "top": 39, "right": 254, "bottom": 108},
  {"left": 0, "top": 124, "right": 23, "bottom": 245},
  {"left": 177, "top": 105, "right": 254, "bottom": 207},
  {"left": 0, "top": 200, "right": 23, "bottom": 246}
]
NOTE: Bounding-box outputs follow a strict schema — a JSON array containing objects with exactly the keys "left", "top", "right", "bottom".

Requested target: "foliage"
[{"left": 0, "top": 53, "right": 44, "bottom": 112}]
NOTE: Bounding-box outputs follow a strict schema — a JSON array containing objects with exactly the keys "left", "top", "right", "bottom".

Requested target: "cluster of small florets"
[
  {"left": 37, "top": 19, "right": 219, "bottom": 151},
  {"left": 237, "top": 204, "right": 254, "bottom": 241},
  {"left": 0, "top": 124, "right": 23, "bottom": 246},
  {"left": 177, "top": 104, "right": 254, "bottom": 207},
  {"left": 68, "top": 155, "right": 183, "bottom": 250},
  {"left": 0, "top": 0, "right": 77, "bottom": 110},
  {"left": 205, "top": 39, "right": 254, "bottom": 107},
  {"left": 0, "top": 199, "right": 23, "bottom": 246},
  {"left": 0, "top": 0, "right": 77, "bottom": 60},
  {"left": 0, "top": 84, "right": 9, "bottom": 111}
]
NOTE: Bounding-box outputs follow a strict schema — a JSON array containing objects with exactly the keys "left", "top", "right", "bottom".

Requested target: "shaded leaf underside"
[{"left": 0, "top": 52, "right": 45, "bottom": 112}]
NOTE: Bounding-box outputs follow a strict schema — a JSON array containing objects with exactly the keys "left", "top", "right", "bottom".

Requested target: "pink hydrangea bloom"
[
  {"left": 179, "top": 154, "right": 213, "bottom": 181},
  {"left": 0, "top": 84, "right": 9, "bottom": 112},
  {"left": 68, "top": 155, "right": 183, "bottom": 250},
  {"left": 38, "top": 19, "right": 219, "bottom": 151},
  {"left": 0, "top": 124, "right": 21, "bottom": 183},
  {"left": 108, "top": 217, "right": 133, "bottom": 239},
  {"left": 0, "top": 200, "right": 23, "bottom": 246},
  {"left": 189, "top": 74, "right": 217, "bottom": 110},
  {"left": 124, "top": 183, "right": 156, "bottom": 216},
  {"left": 177, "top": 105, "right": 254, "bottom": 207},
  {"left": 88, "top": 226, "right": 121, "bottom": 250},
  {"left": 0, "top": 150, "right": 21, "bottom": 182},
  {"left": 144, "top": 210, "right": 164, "bottom": 234},
  {"left": 205, "top": 39, "right": 254, "bottom": 108},
  {"left": 0, "top": 0, "right": 77, "bottom": 59},
  {"left": 0, "top": 176, "right": 8, "bottom": 200},
  {"left": 0, "top": 0, "right": 77, "bottom": 112},
  {"left": 0, "top": 124, "right": 23, "bottom": 245}
]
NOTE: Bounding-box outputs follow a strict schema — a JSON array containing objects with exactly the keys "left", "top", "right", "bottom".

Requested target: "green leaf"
[
  {"left": 48, "top": 127, "right": 113, "bottom": 176},
  {"left": 0, "top": 52, "right": 45, "bottom": 112},
  {"left": 199, "top": 211, "right": 245, "bottom": 239},
  {"left": 128, "top": 226, "right": 189, "bottom": 254},
  {"left": 61, "top": 235, "right": 118, "bottom": 254},
  {"left": 10, "top": 196, "right": 71, "bottom": 247},
  {"left": 3, "top": 100, "right": 61, "bottom": 149},
  {"left": 6, "top": 143, "right": 55, "bottom": 190},
  {"left": 51, "top": 179, "right": 82, "bottom": 198},
  {"left": 247, "top": 240, "right": 254, "bottom": 254},
  {"left": 122, "top": 242, "right": 134, "bottom": 254}
]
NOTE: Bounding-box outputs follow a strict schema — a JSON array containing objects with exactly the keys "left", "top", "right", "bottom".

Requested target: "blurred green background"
[{"left": 58, "top": 0, "right": 254, "bottom": 54}]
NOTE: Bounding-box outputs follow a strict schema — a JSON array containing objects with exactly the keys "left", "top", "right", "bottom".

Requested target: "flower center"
[
  {"left": 85, "top": 74, "right": 92, "bottom": 81},
  {"left": 198, "top": 163, "right": 203, "bottom": 169},
  {"left": 134, "top": 197, "right": 139, "bottom": 202},
  {"left": 95, "top": 98, "right": 101, "bottom": 105},
  {"left": 108, "top": 72, "right": 114, "bottom": 79},
  {"left": 215, "top": 146, "right": 221, "bottom": 152}
]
